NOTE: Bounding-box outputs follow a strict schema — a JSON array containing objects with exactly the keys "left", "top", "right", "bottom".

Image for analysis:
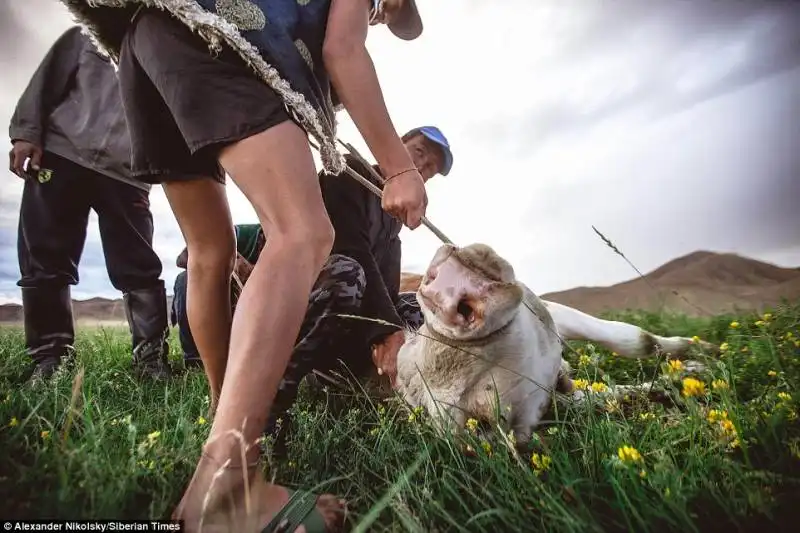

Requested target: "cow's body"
[{"left": 394, "top": 243, "right": 716, "bottom": 443}]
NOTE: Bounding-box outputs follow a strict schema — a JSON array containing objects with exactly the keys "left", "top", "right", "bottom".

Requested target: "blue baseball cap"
[{"left": 405, "top": 126, "right": 454, "bottom": 176}]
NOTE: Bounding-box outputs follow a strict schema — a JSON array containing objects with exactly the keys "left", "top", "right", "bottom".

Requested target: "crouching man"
[{"left": 7, "top": 27, "right": 172, "bottom": 383}]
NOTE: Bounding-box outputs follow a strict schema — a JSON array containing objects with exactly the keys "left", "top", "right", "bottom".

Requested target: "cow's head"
[{"left": 417, "top": 243, "right": 524, "bottom": 341}]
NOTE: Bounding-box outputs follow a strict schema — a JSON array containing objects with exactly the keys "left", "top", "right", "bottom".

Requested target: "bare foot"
[{"left": 173, "top": 454, "right": 346, "bottom": 532}]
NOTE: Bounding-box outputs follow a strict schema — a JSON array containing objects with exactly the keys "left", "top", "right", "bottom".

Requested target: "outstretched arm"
[{"left": 323, "top": 0, "right": 427, "bottom": 229}]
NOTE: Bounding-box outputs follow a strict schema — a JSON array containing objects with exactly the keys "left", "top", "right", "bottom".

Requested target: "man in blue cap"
[{"left": 317, "top": 125, "right": 453, "bottom": 388}]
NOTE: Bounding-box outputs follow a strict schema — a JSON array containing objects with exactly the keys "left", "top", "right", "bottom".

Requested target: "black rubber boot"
[
  {"left": 21, "top": 286, "right": 76, "bottom": 384},
  {"left": 123, "top": 283, "right": 173, "bottom": 380}
]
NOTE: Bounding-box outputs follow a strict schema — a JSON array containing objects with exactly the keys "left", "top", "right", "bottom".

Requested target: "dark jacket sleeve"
[
  {"left": 319, "top": 160, "right": 403, "bottom": 347},
  {"left": 384, "top": 233, "right": 402, "bottom": 306},
  {"left": 8, "top": 26, "right": 84, "bottom": 146}
]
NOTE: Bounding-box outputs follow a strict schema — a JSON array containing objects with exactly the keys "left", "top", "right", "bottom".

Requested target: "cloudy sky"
[{"left": 1, "top": 0, "right": 799, "bottom": 304}]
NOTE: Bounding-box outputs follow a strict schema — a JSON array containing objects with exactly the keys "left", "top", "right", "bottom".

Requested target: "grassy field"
[{"left": 1, "top": 303, "right": 799, "bottom": 532}]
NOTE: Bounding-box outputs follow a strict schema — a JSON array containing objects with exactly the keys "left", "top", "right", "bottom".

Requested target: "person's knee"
[
  {"left": 185, "top": 234, "right": 236, "bottom": 282},
  {"left": 269, "top": 215, "right": 335, "bottom": 269}
]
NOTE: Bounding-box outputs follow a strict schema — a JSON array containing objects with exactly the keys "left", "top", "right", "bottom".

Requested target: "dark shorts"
[{"left": 117, "top": 7, "right": 292, "bottom": 184}]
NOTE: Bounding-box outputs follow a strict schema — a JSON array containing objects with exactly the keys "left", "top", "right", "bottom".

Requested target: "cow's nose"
[{"left": 433, "top": 291, "right": 473, "bottom": 327}]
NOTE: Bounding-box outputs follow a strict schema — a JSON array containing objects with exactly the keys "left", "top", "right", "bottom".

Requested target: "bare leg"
[
  {"left": 162, "top": 179, "right": 235, "bottom": 415},
  {"left": 173, "top": 121, "right": 344, "bottom": 532}
]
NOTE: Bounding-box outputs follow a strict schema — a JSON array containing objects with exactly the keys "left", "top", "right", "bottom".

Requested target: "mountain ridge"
[{"left": 1, "top": 250, "right": 798, "bottom": 323}]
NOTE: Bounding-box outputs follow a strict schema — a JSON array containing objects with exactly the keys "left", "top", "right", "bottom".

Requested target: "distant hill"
[
  {"left": 398, "top": 250, "right": 800, "bottom": 317},
  {"left": 0, "top": 295, "right": 173, "bottom": 324},
  {"left": 538, "top": 251, "right": 800, "bottom": 316},
  {"left": 1, "top": 251, "right": 798, "bottom": 324}
]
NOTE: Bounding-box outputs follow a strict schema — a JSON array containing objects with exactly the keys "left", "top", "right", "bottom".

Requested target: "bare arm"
[{"left": 323, "top": 0, "right": 415, "bottom": 176}]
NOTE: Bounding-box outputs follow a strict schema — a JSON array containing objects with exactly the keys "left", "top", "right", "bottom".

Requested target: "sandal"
[
  {"left": 261, "top": 488, "right": 330, "bottom": 532},
  {"left": 175, "top": 452, "right": 342, "bottom": 533}
]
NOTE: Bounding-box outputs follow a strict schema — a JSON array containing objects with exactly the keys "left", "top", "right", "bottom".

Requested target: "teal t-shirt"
[{"left": 234, "top": 224, "right": 263, "bottom": 264}]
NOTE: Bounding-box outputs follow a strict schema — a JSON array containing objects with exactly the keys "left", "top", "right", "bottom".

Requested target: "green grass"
[{"left": 1, "top": 303, "right": 799, "bottom": 532}]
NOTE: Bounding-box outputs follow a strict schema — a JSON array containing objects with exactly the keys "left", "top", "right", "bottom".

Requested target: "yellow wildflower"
[
  {"left": 768, "top": 370, "right": 778, "bottom": 377},
  {"left": 682, "top": 377, "right": 706, "bottom": 398},
  {"left": 762, "top": 313, "right": 773, "bottom": 321},
  {"left": 531, "top": 452, "right": 552, "bottom": 474},
  {"left": 41, "top": 430, "right": 50, "bottom": 439},
  {"left": 777, "top": 392, "right": 792, "bottom": 402},
  {"left": 196, "top": 416, "right": 206, "bottom": 425},
  {"left": 147, "top": 430, "right": 161, "bottom": 441},
  {"left": 618, "top": 445, "right": 643, "bottom": 464},
  {"left": 8, "top": 417, "right": 18, "bottom": 427},
  {"left": 719, "top": 342, "right": 730, "bottom": 352},
  {"left": 573, "top": 378, "right": 589, "bottom": 390},
  {"left": 590, "top": 382, "right": 608, "bottom": 393},
  {"left": 719, "top": 420, "right": 736, "bottom": 436},
  {"left": 369, "top": 427, "right": 379, "bottom": 437},
  {"left": 465, "top": 418, "right": 478, "bottom": 434},
  {"left": 639, "top": 412, "right": 656, "bottom": 421},
  {"left": 730, "top": 321, "right": 740, "bottom": 329},
  {"left": 707, "top": 409, "right": 728, "bottom": 423},
  {"left": 712, "top": 379, "right": 729, "bottom": 391},
  {"left": 407, "top": 405, "right": 424, "bottom": 423},
  {"left": 578, "top": 354, "right": 591, "bottom": 367},
  {"left": 755, "top": 320, "right": 765, "bottom": 327},
  {"left": 481, "top": 441, "right": 493, "bottom": 456},
  {"left": 667, "top": 359, "right": 683, "bottom": 374},
  {"left": 691, "top": 336, "right": 701, "bottom": 344},
  {"left": 706, "top": 410, "right": 739, "bottom": 448},
  {"left": 639, "top": 469, "right": 647, "bottom": 478}
]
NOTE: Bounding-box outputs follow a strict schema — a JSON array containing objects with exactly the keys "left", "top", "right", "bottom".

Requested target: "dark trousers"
[
  {"left": 16, "top": 152, "right": 165, "bottom": 363},
  {"left": 17, "top": 152, "right": 162, "bottom": 291}
]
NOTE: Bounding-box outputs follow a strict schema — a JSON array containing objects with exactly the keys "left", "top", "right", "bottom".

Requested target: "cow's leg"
[{"left": 544, "top": 301, "right": 718, "bottom": 360}]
